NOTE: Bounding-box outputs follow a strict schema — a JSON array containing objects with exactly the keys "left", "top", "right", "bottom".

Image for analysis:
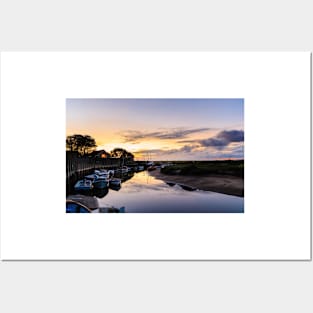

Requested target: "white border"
[{"left": 0, "top": 52, "right": 311, "bottom": 260}]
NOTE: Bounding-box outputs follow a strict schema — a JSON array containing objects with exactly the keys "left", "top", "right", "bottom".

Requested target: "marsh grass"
[{"left": 160, "top": 160, "right": 244, "bottom": 177}]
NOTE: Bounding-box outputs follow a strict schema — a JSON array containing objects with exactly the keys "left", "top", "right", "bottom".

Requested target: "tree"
[
  {"left": 66, "top": 134, "right": 97, "bottom": 156},
  {"left": 81, "top": 135, "right": 96, "bottom": 155},
  {"left": 110, "top": 148, "right": 134, "bottom": 160},
  {"left": 66, "top": 136, "right": 76, "bottom": 152}
]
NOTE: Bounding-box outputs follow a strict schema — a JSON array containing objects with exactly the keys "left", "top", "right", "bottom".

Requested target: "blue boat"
[
  {"left": 66, "top": 200, "right": 92, "bottom": 213},
  {"left": 93, "top": 177, "right": 109, "bottom": 189},
  {"left": 74, "top": 179, "right": 93, "bottom": 191}
]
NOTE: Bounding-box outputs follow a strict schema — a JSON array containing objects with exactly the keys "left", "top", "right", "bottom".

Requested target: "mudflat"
[{"left": 149, "top": 169, "right": 244, "bottom": 197}]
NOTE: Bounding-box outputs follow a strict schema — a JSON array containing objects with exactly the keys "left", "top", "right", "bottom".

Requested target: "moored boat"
[
  {"left": 85, "top": 174, "right": 98, "bottom": 181},
  {"left": 98, "top": 206, "right": 125, "bottom": 213},
  {"left": 147, "top": 165, "right": 156, "bottom": 171},
  {"left": 66, "top": 200, "right": 125, "bottom": 213},
  {"left": 93, "top": 176, "right": 110, "bottom": 188},
  {"left": 108, "top": 170, "right": 115, "bottom": 177},
  {"left": 109, "top": 178, "right": 121, "bottom": 187},
  {"left": 95, "top": 169, "right": 109, "bottom": 176},
  {"left": 116, "top": 166, "right": 129, "bottom": 174},
  {"left": 74, "top": 179, "right": 93, "bottom": 191},
  {"left": 66, "top": 200, "right": 92, "bottom": 213}
]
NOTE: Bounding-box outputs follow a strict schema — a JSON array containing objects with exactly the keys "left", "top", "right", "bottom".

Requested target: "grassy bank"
[{"left": 160, "top": 160, "right": 244, "bottom": 178}]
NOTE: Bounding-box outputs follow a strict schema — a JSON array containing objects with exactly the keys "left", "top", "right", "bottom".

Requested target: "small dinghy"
[{"left": 74, "top": 179, "right": 93, "bottom": 191}]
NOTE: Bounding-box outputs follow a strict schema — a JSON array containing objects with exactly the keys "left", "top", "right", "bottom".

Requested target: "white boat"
[
  {"left": 117, "top": 166, "right": 129, "bottom": 173},
  {"left": 85, "top": 174, "right": 98, "bottom": 181},
  {"left": 74, "top": 179, "right": 93, "bottom": 191},
  {"left": 95, "top": 169, "right": 109, "bottom": 176}
]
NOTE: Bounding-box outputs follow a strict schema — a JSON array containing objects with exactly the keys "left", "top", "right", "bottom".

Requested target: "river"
[{"left": 68, "top": 171, "right": 244, "bottom": 213}]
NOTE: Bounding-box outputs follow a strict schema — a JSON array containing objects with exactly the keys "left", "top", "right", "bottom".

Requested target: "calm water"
[{"left": 69, "top": 171, "right": 244, "bottom": 213}]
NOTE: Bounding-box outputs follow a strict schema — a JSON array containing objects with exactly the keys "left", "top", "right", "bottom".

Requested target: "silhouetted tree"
[
  {"left": 110, "top": 148, "right": 134, "bottom": 160},
  {"left": 66, "top": 134, "right": 97, "bottom": 156},
  {"left": 66, "top": 136, "right": 76, "bottom": 152}
]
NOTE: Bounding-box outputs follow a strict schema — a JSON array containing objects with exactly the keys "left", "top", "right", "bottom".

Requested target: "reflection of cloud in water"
[
  {"left": 96, "top": 171, "right": 243, "bottom": 213},
  {"left": 122, "top": 177, "right": 197, "bottom": 197},
  {"left": 123, "top": 183, "right": 165, "bottom": 193}
]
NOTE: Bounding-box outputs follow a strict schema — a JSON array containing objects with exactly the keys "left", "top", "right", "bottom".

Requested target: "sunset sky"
[{"left": 66, "top": 99, "right": 244, "bottom": 161}]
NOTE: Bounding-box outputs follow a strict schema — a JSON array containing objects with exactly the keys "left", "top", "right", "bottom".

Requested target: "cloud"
[
  {"left": 133, "top": 130, "right": 244, "bottom": 160},
  {"left": 198, "top": 137, "right": 227, "bottom": 147},
  {"left": 135, "top": 145, "right": 197, "bottom": 156},
  {"left": 135, "top": 130, "right": 244, "bottom": 155},
  {"left": 134, "top": 148, "right": 166, "bottom": 155},
  {"left": 217, "top": 130, "right": 244, "bottom": 142},
  {"left": 198, "top": 130, "right": 244, "bottom": 148},
  {"left": 119, "top": 128, "right": 211, "bottom": 142}
]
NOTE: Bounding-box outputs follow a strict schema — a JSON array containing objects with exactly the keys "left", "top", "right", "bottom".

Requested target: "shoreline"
[{"left": 149, "top": 169, "right": 244, "bottom": 197}]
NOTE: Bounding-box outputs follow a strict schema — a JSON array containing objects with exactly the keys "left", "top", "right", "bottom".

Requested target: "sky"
[{"left": 66, "top": 99, "right": 244, "bottom": 161}]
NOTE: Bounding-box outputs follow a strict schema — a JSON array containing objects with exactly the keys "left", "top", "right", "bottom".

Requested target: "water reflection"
[
  {"left": 93, "top": 187, "right": 109, "bottom": 198},
  {"left": 104, "top": 172, "right": 243, "bottom": 213},
  {"left": 109, "top": 184, "right": 122, "bottom": 192},
  {"left": 68, "top": 171, "right": 244, "bottom": 213}
]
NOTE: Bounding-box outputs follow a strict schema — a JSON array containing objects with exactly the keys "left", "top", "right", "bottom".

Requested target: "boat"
[
  {"left": 147, "top": 165, "right": 156, "bottom": 171},
  {"left": 74, "top": 179, "right": 93, "bottom": 191},
  {"left": 66, "top": 200, "right": 92, "bottom": 213},
  {"left": 66, "top": 199, "right": 125, "bottom": 213},
  {"left": 137, "top": 165, "right": 145, "bottom": 171},
  {"left": 95, "top": 169, "right": 109, "bottom": 176},
  {"left": 98, "top": 206, "right": 125, "bottom": 213},
  {"left": 67, "top": 194, "right": 99, "bottom": 209},
  {"left": 93, "top": 176, "right": 110, "bottom": 188},
  {"left": 85, "top": 174, "right": 98, "bottom": 181},
  {"left": 116, "top": 166, "right": 129, "bottom": 174},
  {"left": 108, "top": 170, "right": 115, "bottom": 177},
  {"left": 109, "top": 178, "right": 121, "bottom": 187}
]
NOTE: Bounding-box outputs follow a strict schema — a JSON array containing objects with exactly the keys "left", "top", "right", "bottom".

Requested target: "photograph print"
[{"left": 66, "top": 99, "right": 244, "bottom": 213}]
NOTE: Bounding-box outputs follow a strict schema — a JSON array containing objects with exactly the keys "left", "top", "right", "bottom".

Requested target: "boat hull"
[{"left": 93, "top": 179, "right": 109, "bottom": 189}]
